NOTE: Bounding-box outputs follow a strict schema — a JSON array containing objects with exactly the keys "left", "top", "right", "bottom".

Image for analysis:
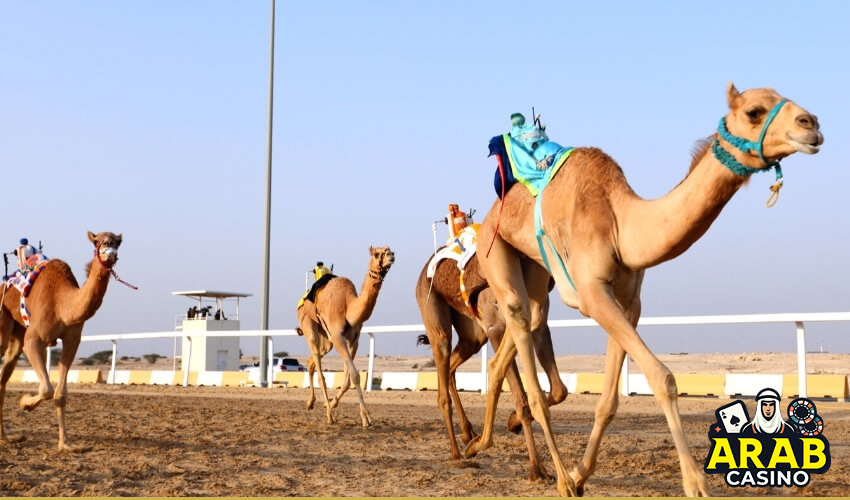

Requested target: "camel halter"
[
  {"left": 93, "top": 243, "right": 138, "bottom": 290},
  {"left": 713, "top": 99, "right": 788, "bottom": 207}
]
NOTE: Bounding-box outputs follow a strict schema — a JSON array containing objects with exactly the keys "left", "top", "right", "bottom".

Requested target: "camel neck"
[
  {"left": 65, "top": 257, "right": 111, "bottom": 324},
  {"left": 618, "top": 143, "right": 747, "bottom": 269},
  {"left": 346, "top": 267, "right": 385, "bottom": 326}
]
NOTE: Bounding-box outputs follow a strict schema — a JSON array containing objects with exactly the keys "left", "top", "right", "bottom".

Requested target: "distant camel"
[
  {"left": 415, "top": 251, "right": 566, "bottom": 481},
  {"left": 468, "top": 84, "right": 822, "bottom": 496},
  {"left": 296, "top": 246, "right": 395, "bottom": 427},
  {"left": 0, "top": 231, "right": 124, "bottom": 451}
]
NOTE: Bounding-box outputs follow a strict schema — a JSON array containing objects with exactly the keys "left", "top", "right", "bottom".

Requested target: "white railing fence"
[{"left": 45, "top": 312, "right": 850, "bottom": 398}]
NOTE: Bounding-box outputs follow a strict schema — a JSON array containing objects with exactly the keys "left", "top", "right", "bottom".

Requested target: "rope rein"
[
  {"left": 93, "top": 244, "right": 138, "bottom": 290},
  {"left": 712, "top": 99, "right": 788, "bottom": 207}
]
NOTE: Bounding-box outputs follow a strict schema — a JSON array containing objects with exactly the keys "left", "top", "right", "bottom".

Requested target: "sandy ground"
[{"left": 0, "top": 381, "right": 847, "bottom": 497}]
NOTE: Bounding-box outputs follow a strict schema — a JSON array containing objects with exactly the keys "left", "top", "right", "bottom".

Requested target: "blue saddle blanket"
[{"left": 490, "top": 134, "right": 574, "bottom": 198}]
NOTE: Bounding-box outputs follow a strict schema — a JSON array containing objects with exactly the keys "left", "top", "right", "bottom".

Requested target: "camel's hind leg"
[
  {"left": 330, "top": 327, "right": 371, "bottom": 427},
  {"left": 52, "top": 331, "right": 90, "bottom": 452},
  {"left": 331, "top": 332, "right": 361, "bottom": 409},
  {"left": 490, "top": 331, "right": 552, "bottom": 483},
  {"left": 447, "top": 315, "right": 484, "bottom": 447},
  {"left": 0, "top": 318, "right": 25, "bottom": 444},
  {"left": 305, "top": 356, "right": 317, "bottom": 410},
  {"left": 470, "top": 234, "right": 576, "bottom": 496}
]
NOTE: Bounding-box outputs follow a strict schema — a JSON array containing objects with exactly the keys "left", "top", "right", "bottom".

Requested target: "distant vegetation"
[
  {"left": 143, "top": 353, "right": 163, "bottom": 364},
  {"left": 274, "top": 351, "right": 289, "bottom": 357}
]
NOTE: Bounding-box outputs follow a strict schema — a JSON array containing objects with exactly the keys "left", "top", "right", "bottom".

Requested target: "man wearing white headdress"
[{"left": 741, "top": 387, "right": 796, "bottom": 436}]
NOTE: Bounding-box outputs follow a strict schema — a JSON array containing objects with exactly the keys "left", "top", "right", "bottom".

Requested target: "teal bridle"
[{"left": 712, "top": 99, "right": 788, "bottom": 206}]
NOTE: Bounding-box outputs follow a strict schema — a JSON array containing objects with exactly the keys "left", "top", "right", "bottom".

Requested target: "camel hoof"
[
  {"left": 507, "top": 411, "right": 523, "bottom": 434},
  {"left": 459, "top": 428, "right": 479, "bottom": 445},
  {"left": 0, "top": 435, "right": 25, "bottom": 444},
  {"left": 557, "top": 476, "right": 579, "bottom": 497},
  {"left": 59, "top": 443, "right": 92, "bottom": 453},
  {"left": 683, "top": 476, "right": 711, "bottom": 497},
  {"left": 529, "top": 467, "right": 554, "bottom": 484},
  {"left": 568, "top": 468, "right": 585, "bottom": 497},
  {"left": 19, "top": 396, "right": 37, "bottom": 412},
  {"left": 329, "top": 399, "right": 339, "bottom": 409},
  {"left": 463, "top": 435, "right": 490, "bottom": 459},
  {"left": 305, "top": 400, "right": 314, "bottom": 410}
]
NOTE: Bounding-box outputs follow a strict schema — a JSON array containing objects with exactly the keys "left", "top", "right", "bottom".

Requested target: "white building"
[{"left": 172, "top": 290, "right": 251, "bottom": 371}]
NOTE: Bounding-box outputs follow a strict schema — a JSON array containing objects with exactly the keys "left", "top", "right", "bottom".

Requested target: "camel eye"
[{"left": 745, "top": 107, "right": 765, "bottom": 122}]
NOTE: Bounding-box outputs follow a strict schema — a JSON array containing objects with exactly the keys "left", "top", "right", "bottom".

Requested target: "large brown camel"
[
  {"left": 296, "top": 246, "right": 394, "bottom": 427},
  {"left": 0, "top": 231, "right": 124, "bottom": 451},
  {"left": 415, "top": 251, "right": 566, "bottom": 481},
  {"left": 466, "top": 83, "right": 823, "bottom": 496}
]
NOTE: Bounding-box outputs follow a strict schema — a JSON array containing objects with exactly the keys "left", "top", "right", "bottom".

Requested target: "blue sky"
[{"left": 2, "top": 1, "right": 849, "bottom": 359}]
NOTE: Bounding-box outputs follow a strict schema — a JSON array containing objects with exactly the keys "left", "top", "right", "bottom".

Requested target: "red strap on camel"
[{"left": 93, "top": 246, "right": 138, "bottom": 290}]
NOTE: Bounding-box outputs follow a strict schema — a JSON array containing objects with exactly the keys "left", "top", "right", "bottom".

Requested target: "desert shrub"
[
  {"left": 143, "top": 353, "right": 163, "bottom": 364},
  {"left": 274, "top": 351, "right": 289, "bottom": 357},
  {"left": 89, "top": 350, "right": 112, "bottom": 363}
]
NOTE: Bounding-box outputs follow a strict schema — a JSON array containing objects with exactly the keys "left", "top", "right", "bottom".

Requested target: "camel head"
[
  {"left": 367, "top": 245, "right": 395, "bottom": 280},
  {"left": 722, "top": 82, "right": 823, "bottom": 168},
  {"left": 87, "top": 230, "right": 123, "bottom": 268}
]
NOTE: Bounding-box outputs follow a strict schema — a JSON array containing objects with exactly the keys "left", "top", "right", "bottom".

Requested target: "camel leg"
[
  {"left": 330, "top": 360, "right": 351, "bottom": 409},
  {"left": 0, "top": 320, "right": 25, "bottom": 444},
  {"left": 470, "top": 237, "right": 577, "bottom": 496},
  {"left": 306, "top": 356, "right": 317, "bottom": 410},
  {"left": 578, "top": 283, "right": 708, "bottom": 497},
  {"left": 568, "top": 299, "right": 638, "bottom": 495},
  {"left": 52, "top": 332, "right": 89, "bottom": 452},
  {"left": 331, "top": 333, "right": 360, "bottom": 408},
  {"left": 20, "top": 333, "right": 53, "bottom": 411},
  {"left": 312, "top": 351, "right": 334, "bottom": 424},
  {"left": 569, "top": 336, "right": 626, "bottom": 495},
  {"left": 447, "top": 316, "right": 483, "bottom": 446},
  {"left": 330, "top": 330, "right": 371, "bottom": 427},
  {"left": 491, "top": 330, "right": 552, "bottom": 483},
  {"left": 534, "top": 322, "right": 568, "bottom": 407}
]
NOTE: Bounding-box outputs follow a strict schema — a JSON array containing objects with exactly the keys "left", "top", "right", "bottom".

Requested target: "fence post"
[
  {"left": 110, "top": 340, "right": 118, "bottom": 384},
  {"left": 183, "top": 337, "right": 192, "bottom": 387},
  {"left": 267, "top": 337, "right": 274, "bottom": 389},
  {"left": 621, "top": 355, "right": 630, "bottom": 396},
  {"left": 367, "top": 332, "right": 375, "bottom": 392},
  {"left": 480, "top": 342, "right": 488, "bottom": 394},
  {"left": 796, "top": 321, "right": 807, "bottom": 398}
]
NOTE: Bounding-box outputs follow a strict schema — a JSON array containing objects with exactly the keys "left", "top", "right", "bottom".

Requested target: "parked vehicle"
[{"left": 242, "top": 357, "right": 306, "bottom": 377}]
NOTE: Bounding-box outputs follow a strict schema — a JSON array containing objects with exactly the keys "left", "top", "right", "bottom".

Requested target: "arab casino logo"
[{"left": 704, "top": 387, "right": 830, "bottom": 488}]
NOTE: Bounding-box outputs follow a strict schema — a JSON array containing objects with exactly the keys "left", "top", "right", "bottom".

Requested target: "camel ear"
[
  {"left": 115, "top": 233, "right": 123, "bottom": 247},
  {"left": 726, "top": 81, "right": 741, "bottom": 108},
  {"left": 87, "top": 231, "right": 97, "bottom": 243},
  {"left": 369, "top": 246, "right": 374, "bottom": 254}
]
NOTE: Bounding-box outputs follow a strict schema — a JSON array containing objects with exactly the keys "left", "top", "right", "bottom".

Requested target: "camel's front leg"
[
  {"left": 580, "top": 283, "right": 709, "bottom": 497},
  {"left": 330, "top": 339, "right": 357, "bottom": 409},
  {"left": 0, "top": 324, "right": 25, "bottom": 444},
  {"left": 20, "top": 335, "right": 53, "bottom": 411},
  {"left": 53, "top": 334, "right": 90, "bottom": 452},
  {"left": 330, "top": 333, "right": 371, "bottom": 427},
  {"left": 569, "top": 336, "right": 625, "bottom": 495}
]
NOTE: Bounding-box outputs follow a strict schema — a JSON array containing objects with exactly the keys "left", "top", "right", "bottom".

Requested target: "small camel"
[
  {"left": 296, "top": 246, "right": 394, "bottom": 427},
  {"left": 415, "top": 251, "right": 567, "bottom": 480},
  {"left": 467, "top": 83, "right": 822, "bottom": 496},
  {"left": 0, "top": 231, "right": 124, "bottom": 451}
]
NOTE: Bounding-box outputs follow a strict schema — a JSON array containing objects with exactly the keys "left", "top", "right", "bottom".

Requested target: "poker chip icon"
[{"left": 788, "top": 398, "right": 824, "bottom": 436}]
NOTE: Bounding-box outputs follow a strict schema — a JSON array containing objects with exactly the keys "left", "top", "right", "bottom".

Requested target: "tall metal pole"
[{"left": 259, "top": 0, "right": 276, "bottom": 387}]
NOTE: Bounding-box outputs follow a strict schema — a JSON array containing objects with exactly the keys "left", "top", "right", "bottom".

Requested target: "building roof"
[{"left": 172, "top": 290, "right": 252, "bottom": 299}]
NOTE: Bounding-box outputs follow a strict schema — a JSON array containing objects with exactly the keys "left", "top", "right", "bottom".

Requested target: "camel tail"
[{"left": 416, "top": 334, "right": 430, "bottom": 346}]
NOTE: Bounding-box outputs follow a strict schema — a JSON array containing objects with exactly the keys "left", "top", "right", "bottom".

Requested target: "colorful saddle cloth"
[
  {"left": 296, "top": 273, "right": 336, "bottom": 309},
  {"left": 426, "top": 224, "right": 484, "bottom": 317},
  {"left": 426, "top": 224, "right": 480, "bottom": 278},
  {"left": 4, "top": 254, "right": 50, "bottom": 326},
  {"left": 490, "top": 134, "right": 574, "bottom": 198}
]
